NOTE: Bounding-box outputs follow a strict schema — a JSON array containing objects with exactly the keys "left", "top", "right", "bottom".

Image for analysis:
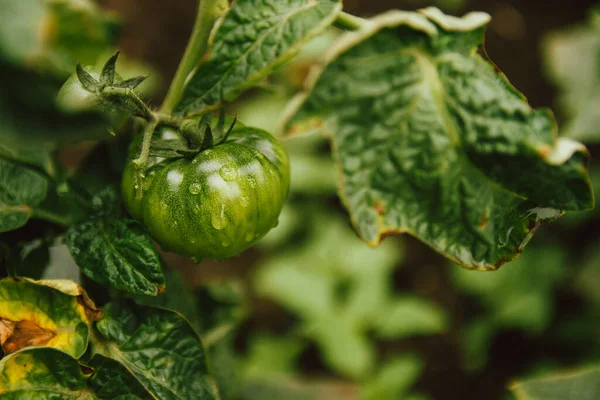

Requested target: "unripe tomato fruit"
[{"left": 122, "top": 124, "right": 290, "bottom": 261}]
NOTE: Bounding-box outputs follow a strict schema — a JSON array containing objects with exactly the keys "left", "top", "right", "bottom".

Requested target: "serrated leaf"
[
  {"left": 284, "top": 7, "right": 594, "bottom": 270},
  {"left": 0, "top": 347, "right": 150, "bottom": 399},
  {"left": 66, "top": 217, "right": 165, "bottom": 296},
  {"left": 0, "top": 278, "right": 100, "bottom": 357},
  {"left": 175, "top": 0, "right": 342, "bottom": 115},
  {"left": 510, "top": 366, "right": 600, "bottom": 400},
  {"left": 0, "top": 158, "right": 48, "bottom": 233},
  {"left": 543, "top": 7, "right": 600, "bottom": 143},
  {"left": 93, "top": 300, "right": 220, "bottom": 400}
]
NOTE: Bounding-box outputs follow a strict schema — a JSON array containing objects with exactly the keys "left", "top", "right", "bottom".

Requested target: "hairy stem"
[
  {"left": 159, "top": 0, "right": 229, "bottom": 114},
  {"left": 334, "top": 11, "right": 368, "bottom": 31}
]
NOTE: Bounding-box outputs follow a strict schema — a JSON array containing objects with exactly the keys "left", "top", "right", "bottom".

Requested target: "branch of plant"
[
  {"left": 334, "top": 11, "right": 369, "bottom": 31},
  {"left": 33, "top": 208, "right": 77, "bottom": 228},
  {"left": 159, "top": 0, "right": 230, "bottom": 114}
]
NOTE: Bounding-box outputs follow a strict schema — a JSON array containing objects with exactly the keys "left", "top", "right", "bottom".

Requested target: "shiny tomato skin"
[{"left": 122, "top": 125, "right": 289, "bottom": 260}]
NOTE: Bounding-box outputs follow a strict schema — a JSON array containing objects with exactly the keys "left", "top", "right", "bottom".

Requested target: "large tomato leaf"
[
  {"left": 510, "top": 366, "right": 600, "bottom": 400},
  {"left": 92, "top": 300, "right": 220, "bottom": 400},
  {"left": 284, "top": 7, "right": 594, "bottom": 270},
  {"left": 66, "top": 217, "right": 165, "bottom": 296},
  {"left": 0, "top": 347, "right": 150, "bottom": 399},
  {"left": 0, "top": 159, "right": 48, "bottom": 233},
  {"left": 0, "top": 278, "right": 101, "bottom": 358},
  {"left": 175, "top": 0, "right": 342, "bottom": 116}
]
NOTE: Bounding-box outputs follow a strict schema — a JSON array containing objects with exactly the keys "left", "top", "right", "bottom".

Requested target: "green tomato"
[{"left": 122, "top": 124, "right": 290, "bottom": 261}]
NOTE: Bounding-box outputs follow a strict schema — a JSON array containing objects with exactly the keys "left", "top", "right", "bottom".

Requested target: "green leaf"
[
  {"left": 132, "top": 269, "right": 201, "bottom": 332},
  {"left": 361, "top": 356, "right": 424, "bottom": 400},
  {"left": 511, "top": 366, "right": 600, "bottom": 400},
  {"left": 543, "top": 7, "right": 600, "bottom": 143},
  {"left": 0, "top": 278, "right": 101, "bottom": 358},
  {"left": 0, "top": 158, "right": 48, "bottom": 233},
  {"left": 175, "top": 0, "right": 342, "bottom": 115},
  {"left": 373, "top": 296, "right": 447, "bottom": 339},
  {"left": 66, "top": 217, "right": 165, "bottom": 296},
  {"left": 242, "top": 334, "right": 305, "bottom": 379},
  {"left": 451, "top": 246, "right": 566, "bottom": 370},
  {"left": 0, "top": 0, "right": 120, "bottom": 76},
  {"left": 0, "top": 347, "right": 149, "bottom": 399},
  {"left": 284, "top": 7, "right": 594, "bottom": 270},
  {"left": 87, "top": 354, "right": 153, "bottom": 399},
  {"left": 255, "top": 213, "right": 446, "bottom": 378},
  {"left": 93, "top": 300, "right": 220, "bottom": 400}
]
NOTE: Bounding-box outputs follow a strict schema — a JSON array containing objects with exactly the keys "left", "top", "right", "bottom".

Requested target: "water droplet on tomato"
[
  {"left": 188, "top": 182, "right": 202, "bottom": 194},
  {"left": 240, "top": 196, "right": 249, "bottom": 207},
  {"left": 221, "top": 239, "right": 230, "bottom": 247},
  {"left": 219, "top": 165, "right": 238, "bottom": 182},
  {"left": 245, "top": 232, "right": 254, "bottom": 242},
  {"left": 211, "top": 204, "right": 227, "bottom": 230},
  {"left": 247, "top": 176, "right": 257, "bottom": 188}
]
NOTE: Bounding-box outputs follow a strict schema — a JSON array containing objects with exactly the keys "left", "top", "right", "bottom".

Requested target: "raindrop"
[
  {"left": 221, "top": 239, "right": 231, "bottom": 247},
  {"left": 188, "top": 182, "right": 202, "bottom": 194},
  {"left": 245, "top": 232, "right": 254, "bottom": 242},
  {"left": 219, "top": 165, "right": 238, "bottom": 182},
  {"left": 211, "top": 204, "right": 228, "bottom": 230},
  {"left": 247, "top": 176, "right": 257, "bottom": 188},
  {"left": 240, "top": 196, "right": 249, "bottom": 207}
]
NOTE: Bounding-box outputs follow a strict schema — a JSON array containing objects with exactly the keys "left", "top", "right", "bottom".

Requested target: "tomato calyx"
[
  {"left": 74, "top": 51, "right": 152, "bottom": 119},
  {"left": 148, "top": 111, "right": 238, "bottom": 160}
]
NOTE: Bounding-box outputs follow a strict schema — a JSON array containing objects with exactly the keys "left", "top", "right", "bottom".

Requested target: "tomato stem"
[
  {"left": 133, "top": 118, "right": 159, "bottom": 200},
  {"left": 159, "top": 0, "right": 229, "bottom": 114},
  {"left": 33, "top": 208, "right": 76, "bottom": 228},
  {"left": 334, "top": 11, "right": 368, "bottom": 31}
]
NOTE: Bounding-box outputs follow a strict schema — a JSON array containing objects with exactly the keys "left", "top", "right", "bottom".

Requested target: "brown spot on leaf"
[
  {"left": 373, "top": 201, "right": 385, "bottom": 215},
  {"left": 479, "top": 214, "right": 489, "bottom": 230},
  {"left": 538, "top": 144, "right": 552, "bottom": 158},
  {"left": 0, "top": 320, "right": 56, "bottom": 355},
  {"left": 77, "top": 295, "right": 103, "bottom": 322}
]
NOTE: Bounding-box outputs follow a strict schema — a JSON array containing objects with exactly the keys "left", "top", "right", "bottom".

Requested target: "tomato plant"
[{"left": 0, "top": 0, "right": 597, "bottom": 399}]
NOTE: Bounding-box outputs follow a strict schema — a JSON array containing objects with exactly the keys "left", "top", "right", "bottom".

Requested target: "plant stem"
[
  {"left": 33, "top": 208, "right": 75, "bottom": 228},
  {"left": 159, "top": 0, "right": 229, "bottom": 114},
  {"left": 334, "top": 11, "right": 368, "bottom": 31}
]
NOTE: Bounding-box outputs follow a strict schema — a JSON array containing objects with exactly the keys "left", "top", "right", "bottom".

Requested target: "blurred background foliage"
[{"left": 1, "top": 0, "right": 599, "bottom": 399}]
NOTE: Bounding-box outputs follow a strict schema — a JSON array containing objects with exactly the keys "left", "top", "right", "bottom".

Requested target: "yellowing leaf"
[{"left": 0, "top": 278, "right": 100, "bottom": 357}]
